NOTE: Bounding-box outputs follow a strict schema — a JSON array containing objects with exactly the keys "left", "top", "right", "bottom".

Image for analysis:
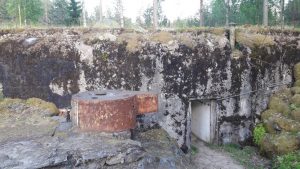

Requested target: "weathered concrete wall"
[{"left": 0, "top": 28, "right": 300, "bottom": 152}]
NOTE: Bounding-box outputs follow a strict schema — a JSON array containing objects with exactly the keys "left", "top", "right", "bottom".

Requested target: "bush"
[
  {"left": 253, "top": 124, "right": 266, "bottom": 145},
  {"left": 273, "top": 151, "right": 300, "bottom": 169}
]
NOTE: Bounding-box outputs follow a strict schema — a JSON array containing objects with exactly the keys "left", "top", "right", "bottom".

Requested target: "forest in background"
[{"left": 0, "top": 0, "right": 299, "bottom": 29}]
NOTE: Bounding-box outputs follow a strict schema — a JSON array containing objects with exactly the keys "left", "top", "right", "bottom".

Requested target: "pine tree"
[
  {"left": 143, "top": 0, "right": 165, "bottom": 28},
  {"left": 0, "top": 0, "right": 9, "bottom": 22},
  {"left": 67, "top": 0, "right": 82, "bottom": 25},
  {"left": 285, "top": 0, "right": 300, "bottom": 27},
  {"left": 49, "top": 0, "right": 69, "bottom": 25}
]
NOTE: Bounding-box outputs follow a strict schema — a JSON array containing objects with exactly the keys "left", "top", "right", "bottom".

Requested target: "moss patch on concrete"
[
  {"left": 236, "top": 32, "right": 275, "bottom": 48},
  {"left": 26, "top": 98, "right": 59, "bottom": 116},
  {"left": 150, "top": 31, "right": 173, "bottom": 44},
  {"left": 117, "top": 33, "right": 144, "bottom": 53}
]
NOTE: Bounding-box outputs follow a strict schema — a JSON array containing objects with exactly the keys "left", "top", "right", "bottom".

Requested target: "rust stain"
[{"left": 71, "top": 90, "right": 158, "bottom": 132}]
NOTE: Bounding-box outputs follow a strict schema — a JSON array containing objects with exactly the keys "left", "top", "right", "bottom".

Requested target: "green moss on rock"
[
  {"left": 268, "top": 96, "right": 290, "bottom": 116},
  {"left": 274, "top": 117, "right": 300, "bottom": 132},
  {"left": 291, "top": 109, "right": 300, "bottom": 122},
  {"left": 294, "top": 63, "right": 300, "bottom": 81},
  {"left": 263, "top": 120, "right": 276, "bottom": 134},
  {"left": 291, "top": 87, "right": 300, "bottom": 95},
  {"left": 260, "top": 132, "right": 300, "bottom": 157},
  {"left": 261, "top": 109, "right": 278, "bottom": 122},
  {"left": 291, "top": 94, "right": 300, "bottom": 107},
  {"left": 26, "top": 98, "right": 59, "bottom": 116},
  {"left": 274, "top": 88, "right": 293, "bottom": 103},
  {"left": 294, "top": 80, "right": 300, "bottom": 87}
]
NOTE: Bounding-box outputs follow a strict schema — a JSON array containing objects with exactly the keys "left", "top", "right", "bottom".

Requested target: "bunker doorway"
[{"left": 190, "top": 100, "right": 216, "bottom": 143}]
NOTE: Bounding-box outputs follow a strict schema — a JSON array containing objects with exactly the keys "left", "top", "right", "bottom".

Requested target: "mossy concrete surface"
[{"left": 236, "top": 32, "right": 275, "bottom": 48}]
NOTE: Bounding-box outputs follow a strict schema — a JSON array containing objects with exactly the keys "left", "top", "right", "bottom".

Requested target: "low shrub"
[{"left": 253, "top": 124, "right": 266, "bottom": 145}]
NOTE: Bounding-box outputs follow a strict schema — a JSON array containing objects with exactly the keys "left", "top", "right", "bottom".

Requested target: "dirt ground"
[
  {"left": 191, "top": 135, "right": 271, "bottom": 169},
  {"left": 191, "top": 136, "right": 245, "bottom": 169}
]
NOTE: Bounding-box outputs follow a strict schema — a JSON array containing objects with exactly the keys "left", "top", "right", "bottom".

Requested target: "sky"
[{"left": 84, "top": 0, "right": 209, "bottom": 22}]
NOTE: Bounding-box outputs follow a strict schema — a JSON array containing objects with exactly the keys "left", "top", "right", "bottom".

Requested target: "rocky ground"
[{"left": 0, "top": 97, "right": 194, "bottom": 169}]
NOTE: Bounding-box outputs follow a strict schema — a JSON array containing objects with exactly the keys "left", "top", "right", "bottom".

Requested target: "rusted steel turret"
[{"left": 71, "top": 90, "right": 158, "bottom": 132}]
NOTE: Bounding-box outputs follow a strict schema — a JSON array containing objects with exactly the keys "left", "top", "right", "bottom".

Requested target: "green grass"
[
  {"left": 273, "top": 151, "right": 300, "bottom": 169},
  {"left": 190, "top": 145, "right": 199, "bottom": 155}
]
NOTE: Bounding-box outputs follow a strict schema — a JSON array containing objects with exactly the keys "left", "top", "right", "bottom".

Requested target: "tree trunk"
[
  {"left": 44, "top": 0, "right": 49, "bottom": 25},
  {"left": 18, "top": 3, "right": 22, "bottom": 27},
  {"left": 263, "top": 0, "right": 268, "bottom": 26},
  {"left": 82, "top": 0, "right": 87, "bottom": 27},
  {"left": 153, "top": 0, "right": 158, "bottom": 30},
  {"left": 225, "top": 0, "right": 229, "bottom": 27},
  {"left": 280, "top": 0, "right": 284, "bottom": 29},
  {"left": 199, "top": 0, "right": 204, "bottom": 27},
  {"left": 99, "top": 0, "right": 103, "bottom": 23},
  {"left": 119, "top": 0, "right": 124, "bottom": 28}
]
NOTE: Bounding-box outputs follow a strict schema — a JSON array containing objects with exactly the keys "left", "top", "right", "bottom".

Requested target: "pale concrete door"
[{"left": 191, "top": 101, "right": 211, "bottom": 143}]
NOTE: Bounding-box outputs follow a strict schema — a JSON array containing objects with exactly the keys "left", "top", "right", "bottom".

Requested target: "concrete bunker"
[{"left": 190, "top": 99, "right": 217, "bottom": 143}]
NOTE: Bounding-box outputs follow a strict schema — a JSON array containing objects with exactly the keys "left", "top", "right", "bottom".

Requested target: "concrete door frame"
[{"left": 189, "top": 99, "right": 217, "bottom": 144}]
